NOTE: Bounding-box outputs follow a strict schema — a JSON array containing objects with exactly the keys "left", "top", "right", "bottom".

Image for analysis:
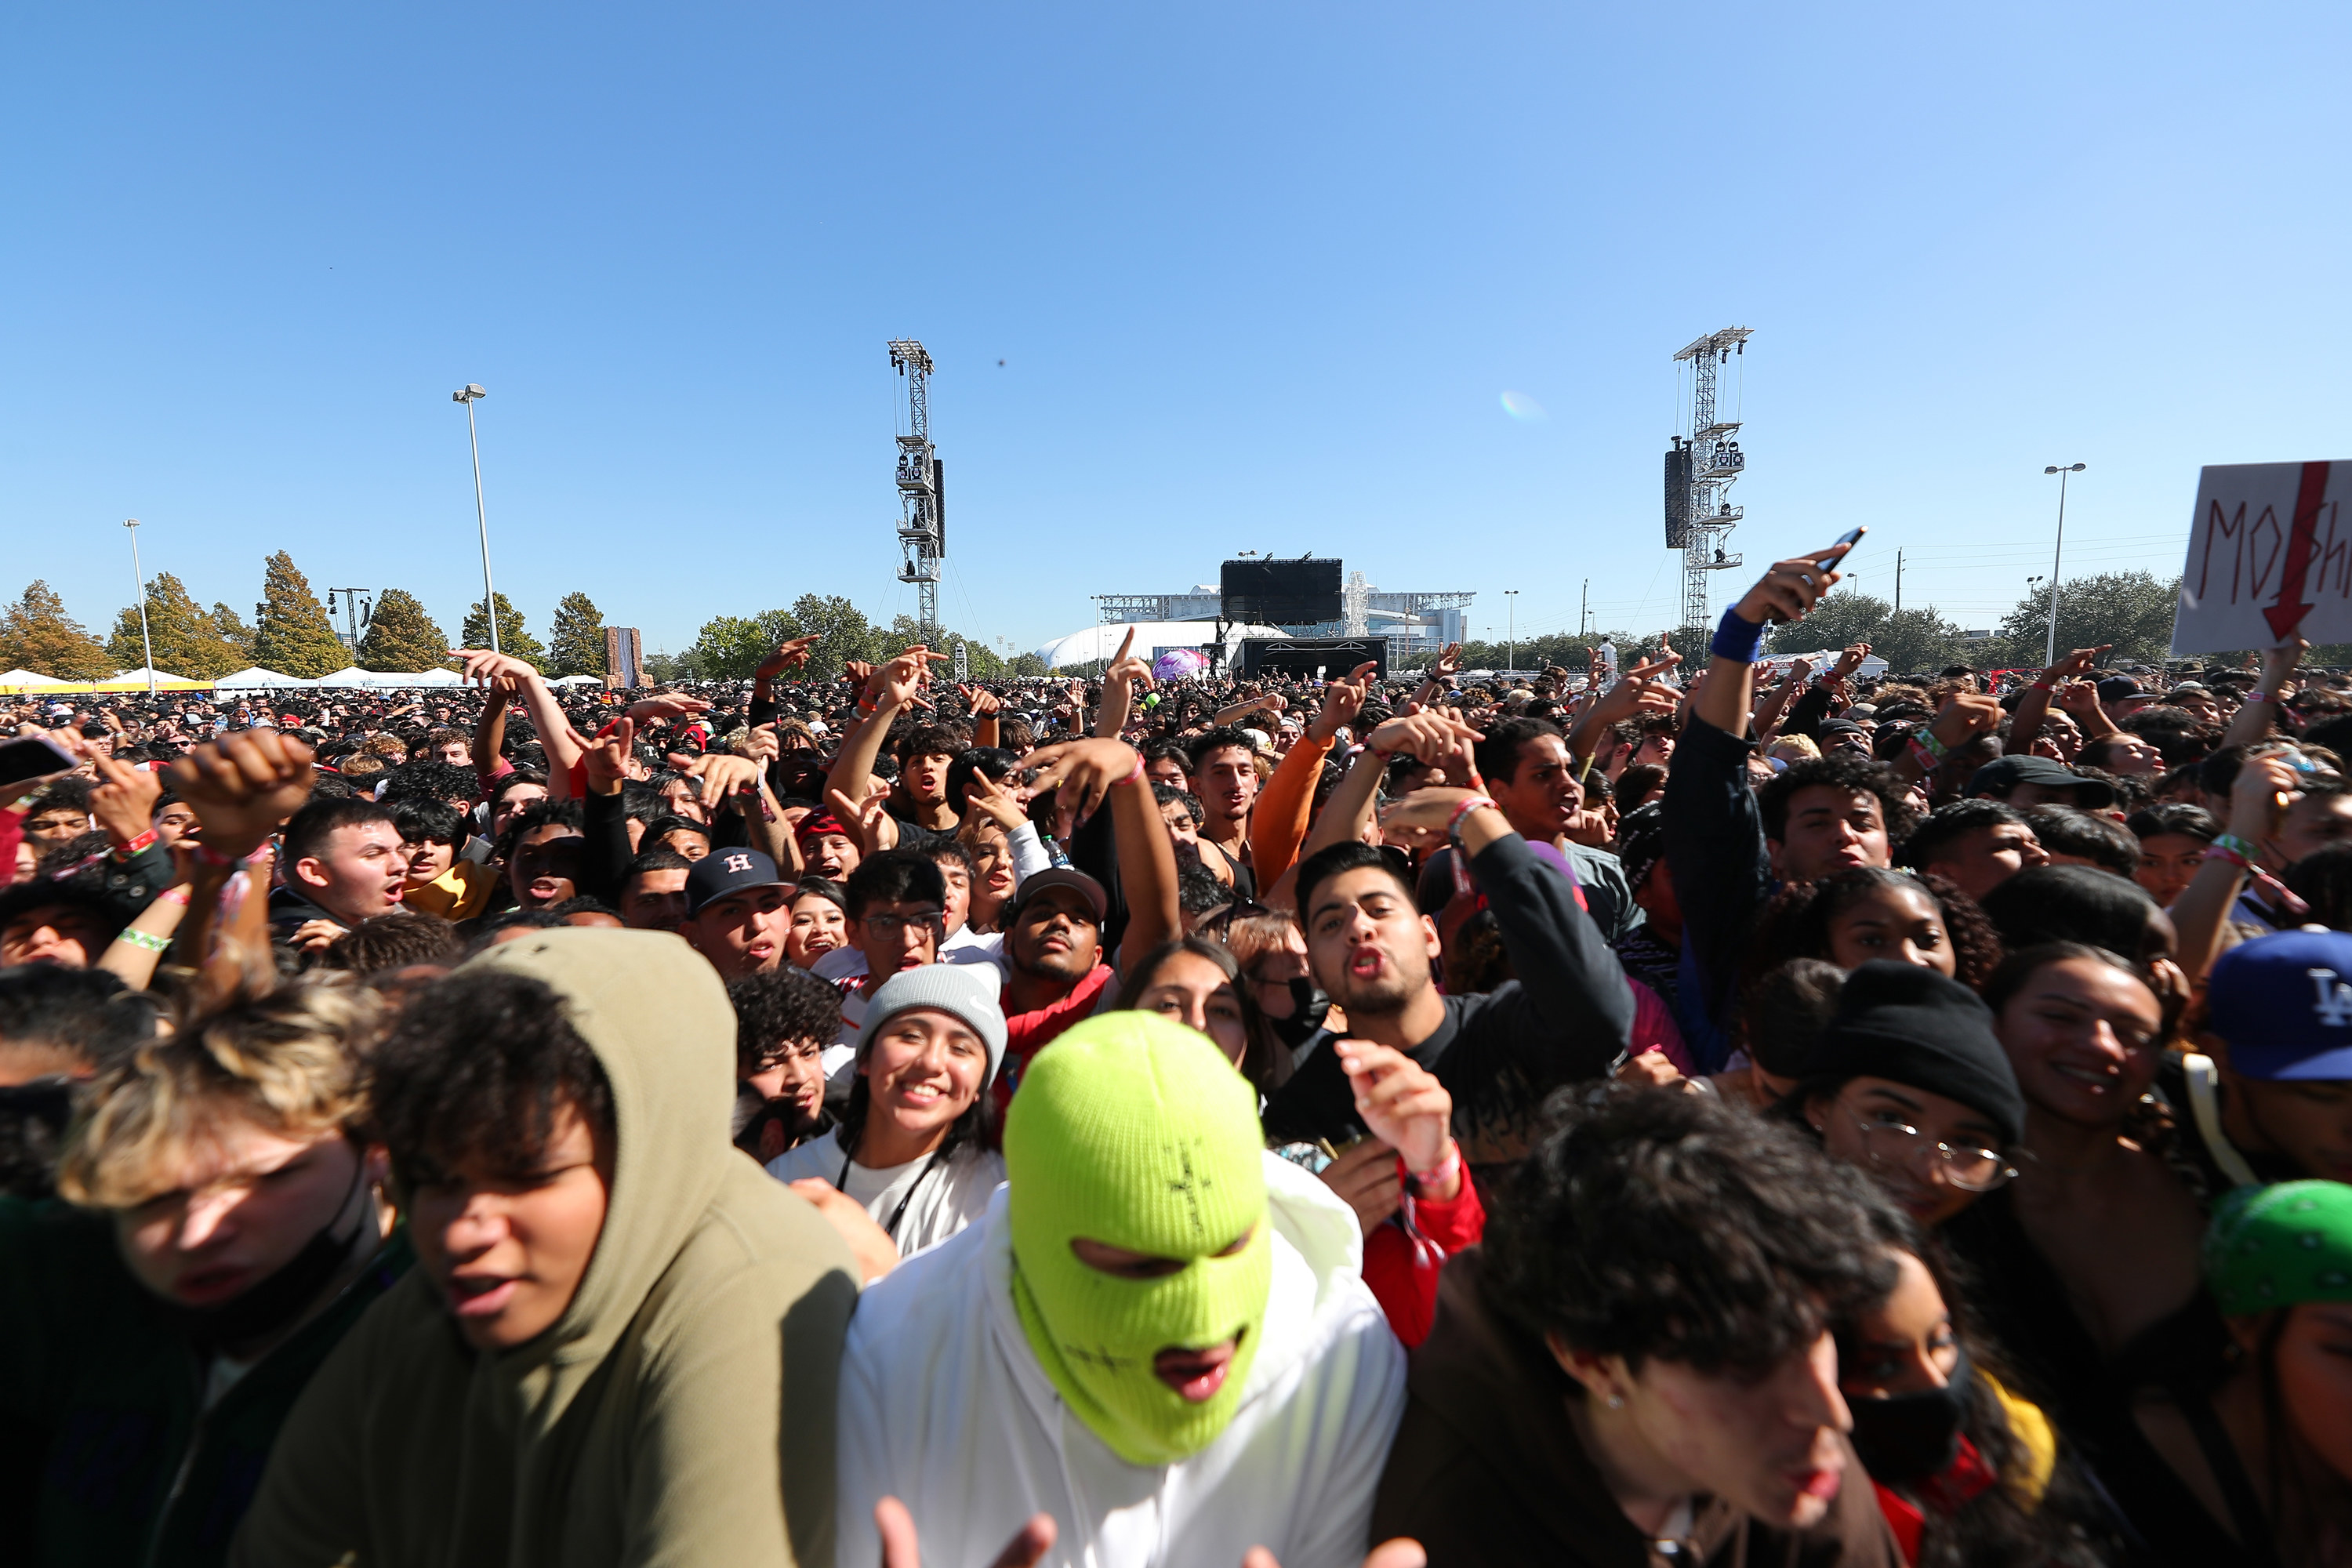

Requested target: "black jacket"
[
  {"left": 1661, "top": 715, "right": 1773, "bottom": 1069},
  {"left": 1261, "top": 832, "right": 1632, "bottom": 1149}
]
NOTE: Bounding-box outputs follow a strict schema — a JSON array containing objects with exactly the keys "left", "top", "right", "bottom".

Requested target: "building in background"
[{"left": 1087, "top": 573, "right": 1472, "bottom": 663}]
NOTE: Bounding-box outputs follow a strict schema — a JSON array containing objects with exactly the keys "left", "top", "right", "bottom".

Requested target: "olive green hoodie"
[{"left": 230, "top": 928, "right": 859, "bottom": 1568}]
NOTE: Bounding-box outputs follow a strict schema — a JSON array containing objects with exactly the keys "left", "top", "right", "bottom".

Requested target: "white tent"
[
  {"left": 0, "top": 668, "right": 71, "bottom": 691},
  {"left": 311, "top": 667, "right": 376, "bottom": 688},
  {"left": 1034, "top": 619, "right": 1288, "bottom": 671},
  {"left": 214, "top": 666, "right": 314, "bottom": 688},
  {"left": 546, "top": 674, "right": 604, "bottom": 687},
  {"left": 111, "top": 666, "right": 199, "bottom": 684}
]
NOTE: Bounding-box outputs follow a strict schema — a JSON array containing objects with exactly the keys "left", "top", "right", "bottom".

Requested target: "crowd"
[{"left": 4, "top": 535, "right": 2352, "bottom": 1566}]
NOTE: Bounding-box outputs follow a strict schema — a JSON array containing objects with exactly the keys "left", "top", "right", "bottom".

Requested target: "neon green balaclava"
[{"left": 1004, "top": 1012, "right": 1272, "bottom": 1466}]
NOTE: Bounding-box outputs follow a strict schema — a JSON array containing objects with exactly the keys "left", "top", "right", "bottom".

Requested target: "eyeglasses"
[
  {"left": 1844, "top": 1105, "right": 2017, "bottom": 1193},
  {"left": 862, "top": 911, "right": 946, "bottom": 941}
]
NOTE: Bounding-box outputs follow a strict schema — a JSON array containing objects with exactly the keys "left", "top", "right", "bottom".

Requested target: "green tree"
[
  {"left": 461, "top": 594, "right": 546, "bottom": 668},
  {"left": 1765, "top": 593, "right": 1971, "bottom": 675},
  {"left": 1990, "top": 572, "right": 2180, "bottom": 670},
  {"left": 107, "top": 572, "right": 246, "bottom": 678},
  {"left": 0, "top": 580, "right": 111, "bottom": 681},
  {"left": 358, "top": 589, "right": 453, "bottom": 672},
  {"left": 683, "top": 609, "right": 807, "bottom": 681},
  {"left": 210, "top": 603, "right": 257, "bottom": 664},
  {"left": 250, "top": 552, "right": 349, "bottom": 677},
  {"left": 548, "top": 591, "right": 608, "bottom": 678}
]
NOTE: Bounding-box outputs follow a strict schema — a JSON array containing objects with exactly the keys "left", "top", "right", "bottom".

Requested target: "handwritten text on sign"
[{"left": 2172, "top": 461, "right": 2352, "bottom": 655}]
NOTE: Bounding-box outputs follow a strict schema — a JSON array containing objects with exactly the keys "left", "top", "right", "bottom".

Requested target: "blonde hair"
[
  {"left": 1767, "top": 734, "right": 1821, "bottom": 763},
  {"left": 56, "top": 983, "right": 381, "bottom": 1209}
]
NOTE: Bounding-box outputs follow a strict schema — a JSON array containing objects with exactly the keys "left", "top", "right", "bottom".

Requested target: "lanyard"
[{"left": 840, "top": 1145, "right": 945, "bottom": 1240}]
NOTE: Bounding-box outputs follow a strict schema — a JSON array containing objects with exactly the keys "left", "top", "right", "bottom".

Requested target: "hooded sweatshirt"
[
  {"left": 230, "top": 927, "right": 861, "bottom": 1568},
  {"left": 837, "top": 1015, "right": 1404, "bottom": 1568}
]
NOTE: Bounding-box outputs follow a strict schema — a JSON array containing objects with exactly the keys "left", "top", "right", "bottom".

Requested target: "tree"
[
  {"left": 358, "top": 589, "right": 453, "bottom": 672},
  {"left": 0, "top": 581, "right": 111, "bottom": 681},
  {"left": 548, "top": 592, "right": 607, "bottom": 678},
  {"left": 1990, "top": 572, "right": 2180, "bottom": 670},
  {"left": 107, "top": 572, "right": 245, "bottom": 678},
  {"left": 462, "top": 594, "right": 546, "bottom": 669},
  {"left": 683, "top": 609, "right": 807, "bottom": 681},
  {"left": 210, "top": 603, "right": 257, "bottom": 664},
  {"left": 250, "top": 552, "right": 349, "bottom": 677},
  {"left": 1765, "top": 592, "right": 1971, "bottom": 675}
]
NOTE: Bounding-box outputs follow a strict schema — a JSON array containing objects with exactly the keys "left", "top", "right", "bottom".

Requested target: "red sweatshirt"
[{"left": 1362, "top": 1160, "right": 1486, "bottom": 1347}]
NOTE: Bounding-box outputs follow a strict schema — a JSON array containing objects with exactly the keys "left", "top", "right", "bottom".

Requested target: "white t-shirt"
[{"left": 766, "top": 1126, "right": 1005, "bottom": 1258}]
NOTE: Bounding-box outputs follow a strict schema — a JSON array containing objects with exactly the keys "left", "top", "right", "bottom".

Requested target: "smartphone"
[
  {"left": 0, "top": 733, "right": 79, "bottom": 795},
  {"left": 1816, "top": 528, "right": 1866, "bottom": 572}
]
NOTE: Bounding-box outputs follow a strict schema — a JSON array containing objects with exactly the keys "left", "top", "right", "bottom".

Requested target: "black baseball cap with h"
[{"left": 685, "top": 848, "right": 789, "bottom": 916}]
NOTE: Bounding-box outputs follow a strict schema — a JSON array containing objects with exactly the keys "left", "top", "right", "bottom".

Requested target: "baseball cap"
[
  {"left": 1008, "top": 866, "right": 1108, "bottom": 922},
  {"left": 2096, "top": 677, "right": 2145, "bottom": 702},
  {"left": 684, "top": 847, "right": 789, "bottom": 916},
  {"left": 1965, "top": 754, "right": 2118, "bottom": 809},
  {"left": 2206, "top": 929, "right": 2352, "bottom": 1080}
]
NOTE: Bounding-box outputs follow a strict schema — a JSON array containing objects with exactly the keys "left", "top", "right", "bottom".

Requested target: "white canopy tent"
[
  {"left": 300, "top": 667, "right": 467, "bottom": 688},
  {"left": 546, "top": 674, "right": 604, "bottom": 688},
  {"left": 1034, "top": 619, "right": 1288, "bottom": 671},
  {"left": 0, "top": 668, "right": 71, "bottom": 691},
  {"left": 213, "top": 667, "right": 314, "bottom": 689}
]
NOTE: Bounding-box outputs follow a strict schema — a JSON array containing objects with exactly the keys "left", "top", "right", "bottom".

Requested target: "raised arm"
[
  {"left": 2221, "top": 638, "right": 2307, "bottom": 750},
  {"left": 1250, "top": 661, "right": 1373, "bottom": 889},
  {"left": 2008, "top": 644, "right": 2107, "bottom": 753},
  {"left": 1095, "top": 630, "right": 1155, "bottom": 739},
  {"left": 456, "top": 650, "right": 588, "bottom": 797},
  {"left": 1018, "top": 738, "right": 1178, "bottom": 967},
  {"left": 750, "top": 635, "right": 818, "bottom": 726},
  {"left": 1565, "top": 654, "right": 1680, "bottom": 764},
  {"left": 823, "top": 647, "right": 934, "bottom": 814}
]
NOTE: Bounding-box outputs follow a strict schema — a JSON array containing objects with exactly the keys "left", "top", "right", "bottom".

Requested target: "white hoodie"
[{"left": 835, "top": 1155, "right": 1406, "bottom": 1568}]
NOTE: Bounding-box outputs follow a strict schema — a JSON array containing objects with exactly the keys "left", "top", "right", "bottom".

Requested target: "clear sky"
[{"left": 4, "top": 2, "right": 2346, "bottom": 663}]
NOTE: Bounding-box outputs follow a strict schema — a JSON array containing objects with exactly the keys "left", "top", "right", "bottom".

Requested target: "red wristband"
[{"left": 112, "top": 828, "right": 158, "bottom": 858}]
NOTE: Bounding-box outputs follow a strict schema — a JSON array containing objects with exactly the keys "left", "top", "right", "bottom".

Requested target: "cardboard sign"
[{"left": 2172, "top": 461, "right": 2352, "bottom": 655}]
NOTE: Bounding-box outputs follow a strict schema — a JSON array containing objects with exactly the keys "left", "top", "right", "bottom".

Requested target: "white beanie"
[{"left": 855, "top": 964, "right": 1010, "bottom": 1088}]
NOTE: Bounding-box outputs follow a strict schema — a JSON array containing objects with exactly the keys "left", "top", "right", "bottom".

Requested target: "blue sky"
[{"left": 3, "top": 2, "right": 2347, "bottom": 663}]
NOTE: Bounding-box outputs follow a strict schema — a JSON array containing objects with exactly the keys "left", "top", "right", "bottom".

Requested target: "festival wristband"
[
  {"left": 1911, "top": 728, "right": 1952, "bottom": 761},
  {"left": 1445, "top": 795, "right": 1498, "bottom": 842},
  {"left": 2246, "top": 690, "right": 2272, "bottom": 705},
  {"left": 156, "top": 886, "right": 193, "bottom": 908},
  {"left": 1117, "top": 753, "right": 1145, "bottom": 789},
  {"left": 2032, "top": 681, "right": 2056, "bottom": 692},
  {"left": 1905, "top": 739, "right": 1941, "bottom": 775},
  {"left": 114, "top": 928, "right": 172, "bottom": 954},
  {"left": 1709, "top": 607, "right": 1767, "bottom": 665},
  {"left": 1408, "top": 1145, "right": 1461, "bottom": 1192},
  {"left": 2210, "top": 833, "right": 2262, "bottom": 861},
  {"left": 112, "top": 828, "right": 158, "bottom": 858}
]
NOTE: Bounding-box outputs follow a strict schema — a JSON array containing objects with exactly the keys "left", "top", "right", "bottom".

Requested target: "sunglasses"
[{"left": 1200, "top": 898, "right": 1273, "bottom": 937}]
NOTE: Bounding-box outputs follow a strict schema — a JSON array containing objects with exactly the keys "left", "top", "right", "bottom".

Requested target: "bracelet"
[
  {"left": 1408, "top": 1145, "right": 1461, "bottom": 1192},
  {"left": 1709, "top": 607, "right": 1767, "bottom": 664},
  {"left": 1905, "top": 739, "right": 1942, "bottom": 775},
  {"left": 2211, "top": 833, "right": 2261, "bottom": 860},
  {"left": 115, "top": 928, "right": 172, "bottom": 953},
  {"left": 156, "top": 886, "right": 193, "bottom": 908},
  {"left": 2247, "top": 690, "right": 2272, "bottom": 705},
  {"left": 112, "top": 828, "right": 158, "bottom": 858},
  {"left": 2031, "top": 681, "right": 2055, "bottom": 692},
  {"left": 1445, "top": 795, "right": 1497, "bottom": 843},
  {"left": 2203, "top": 842, "right": 2252, "bottom": 872},
  {"left": 1117, "top": 753, "right": 1145, "bottom": 789},
  {"left": 1911, "top": 728, "right": 1952, "bottom": 761}
]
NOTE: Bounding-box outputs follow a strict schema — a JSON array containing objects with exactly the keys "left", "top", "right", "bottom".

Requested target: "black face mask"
[
  {"left": 1846, "top": 1345, "right": 1973, "bottom": 1483},
  {"left": 1266, "top": 976, "right": 1331, "bottom": 1051},
  {"left": 159, "top": 1145, "right": 371, "bottom": 1352}
]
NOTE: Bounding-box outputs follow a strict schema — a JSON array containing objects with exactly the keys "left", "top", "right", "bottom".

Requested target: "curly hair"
[
  {"left": 1744, "top": 867, "right": 2003, "bottom": 996},
  {"left": 1757, "top": 751, "right": 1920, "bottom": 848},
  {"left": 1486, "top": 1083, "right": 1901, "bottom": 1378},
  {"left": 367, "top": 970, "right": 614, "bottom": 1186},
  {"left": 727, "top": 967, "right": 844, "bottom": 1078}
]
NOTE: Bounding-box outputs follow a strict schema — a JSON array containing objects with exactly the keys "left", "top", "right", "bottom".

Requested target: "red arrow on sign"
[{"left": 2264, "top": 461, "right": 2337, "bottom": 641}]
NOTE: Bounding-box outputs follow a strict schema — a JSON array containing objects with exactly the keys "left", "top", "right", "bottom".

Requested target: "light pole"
[
  {"left": 123, "top": 519, "right": 155, "bottom": 693},
  {"left": 453, "top": 384, "right": 498, "bottom": 654},
  {"left": 2042, "top": 463, "right": 2085, "bottom": 666},
  {"left": 1504, "top": 590, "right": 1519, "bottom": 673}
]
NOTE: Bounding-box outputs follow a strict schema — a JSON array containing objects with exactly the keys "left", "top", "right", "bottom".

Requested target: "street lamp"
[
  {"left": 452, "top": 383, "right": 498, "bottom": 654},
  {"left": 1504, "top": 590, "right": 1519, "bottom": 673},
  {"left": 2042, "top": 463, "right": 2086, "bottom": 666},
  {"left": 123, "top": 519, "right": 154, "bottom": 694}
]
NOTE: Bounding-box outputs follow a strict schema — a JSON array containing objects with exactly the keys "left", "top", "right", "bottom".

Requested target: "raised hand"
[
  {"left": 669, "top": 749, "right": 763, "bottom": 804},
  {"left": 1376, "top": 786, "right": 1491, "bottom": 850},
  {"left": 1926, "top": 691, "right": 2002, "bottom": 750},
  {"left": 754, "top": 635, "right": 820, "bottom": 681},
  {"left": 1430, "top": 641, "right": 1464, "bottom": 681},
  {"left": 2053, "top": 680, "right": 2101, "bottom": 717},
  {"left": 967, "top": 686, "right": 1004, "bottom": 718},
  {"left": 452, "top": 648, "right": 543, "bottom": 688},
  {"left": 828, "top": 784, "right": 901, "bottom": 854},
  {"left": 1574, "top": 654, "right": 1682, "bottom": 731},
  {"left": 2044, "top": 644, "right": 2111, "bottom": 683},
  {"left": 1310, "top": 661, "right": 1379, "bottom": 742},
  {"left": 1336, "top": 1040, "right": 1454, "bottom": 1181},
  {"left": 844, "top": 659, "right": 876, "bottom": 691},
  {"left": 583, "top": 717, "right": 635, "bottom": 795},
  {"left": 1015, "top": 739, "right": 1141, "bottom": 838},
  {"left": 866, "top": 647, "right": 939, "bottom": 711},
  {"left": 1731, "top": 539, "right": 1856, "bottom": 626},
  {"left": 1831, "top": 642, "right": 1871, "bottom": 680},
  {"left": 1365, "top": 712, "right": 1482, "bottom": 768},
  {"left": 87, "top": 745, "right": 164, "bottom": 848},
  {"left": 168, "top": 731, "right": 317, "bottom": 858},
  {"left": 961, "top": 766, "right": 1029, "bottom": 833},
  {"left": 628, "top": 691, "right": 713, "bottom": 721}
]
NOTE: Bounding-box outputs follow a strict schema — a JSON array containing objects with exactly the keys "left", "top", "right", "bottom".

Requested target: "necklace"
[{"left": 840, "top": 1141, "right": 946, "bottom": 1240}]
